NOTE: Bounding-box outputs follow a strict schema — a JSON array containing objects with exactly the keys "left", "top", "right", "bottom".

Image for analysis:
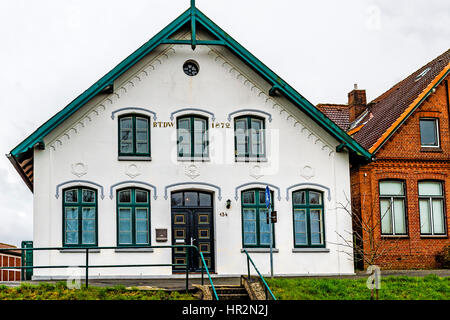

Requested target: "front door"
[{"left": 171, "top": 191, "right": 215, "bottom": 272}]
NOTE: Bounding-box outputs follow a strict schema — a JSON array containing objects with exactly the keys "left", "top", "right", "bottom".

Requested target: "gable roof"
[
  {"left": 353, "top": 49, "right": 450, "bottom": 153},
  {"left": 7, "top": 3, "right": 372, "bottom": 191},
  {"left": 317, "top": 49, "right": 450, "bottom": 154}
]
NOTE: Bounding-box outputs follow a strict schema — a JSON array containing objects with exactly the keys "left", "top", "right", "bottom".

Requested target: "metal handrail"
[
  {"left": 242, "top": 249, "right": 276, "bottom": 300},
  {"left": 0, "top": 245, "right": 210, "bottom": 293},
  {"left": 199, "top": 252, "right": 219, "bottom": 300}
]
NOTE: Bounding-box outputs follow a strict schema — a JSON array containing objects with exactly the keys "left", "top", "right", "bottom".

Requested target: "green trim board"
[{"left": 8, "top": 3, "right": 372, "bottom": 190}]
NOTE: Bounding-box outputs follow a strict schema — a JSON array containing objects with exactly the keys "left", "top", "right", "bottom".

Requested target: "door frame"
[{"left": 170, "top": 190, "right": 215, "bottom": 273}]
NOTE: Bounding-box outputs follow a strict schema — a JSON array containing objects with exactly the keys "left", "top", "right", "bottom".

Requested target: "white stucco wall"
[{"left": 31, "top": 36, "right": 354, "bottom": 279}]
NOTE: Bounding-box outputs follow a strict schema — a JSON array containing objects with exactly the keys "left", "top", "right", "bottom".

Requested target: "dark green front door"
[{"left": 171, "top": 191, "right": 215, "bottom": 272}]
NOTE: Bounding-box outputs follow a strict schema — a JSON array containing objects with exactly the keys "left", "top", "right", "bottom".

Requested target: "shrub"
[{"left": 435, "top": 245, "right": 450, "bottom": 269}]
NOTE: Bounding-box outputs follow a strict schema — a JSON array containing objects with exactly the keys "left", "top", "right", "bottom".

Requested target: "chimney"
[{"left": 348, "top": 84, "right": 367, "bottom": 122}]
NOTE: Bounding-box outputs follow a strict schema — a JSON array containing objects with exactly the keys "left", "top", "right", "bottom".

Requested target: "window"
[
  {"left": 415, "top": 67, "right": 431, "bottom": 82},
  {"left": 292, "top": 190, "right": 325, "bottom": 247},
  {"left": 63, "top": 188, "right": 97, "bottom": 247},
  {"left": 241, "top": 189, "right": 274, "bottom": 248},
  {"left": 379, "top": 181, "right": 407, "bottom": 235},
  {"left": 177, "top": 115, "right": 208, "bottom": 160},
  {"left": 420, "top": 118, "right": 439, "bottom": 147},
  {"left": 117, "top": 188, "right": 151, "bottom": 246},
  {"left": 419, "top": 181, "right": 446, "bottom": 235},
  {"left": 118, "top": 114, "right": 150, "bottom": 157},
  {"left": 183, "top": 60, "right": 199, "bottom": 76},
  {"left": 234, "top": 116, "right": 265, "bottom": 160}
]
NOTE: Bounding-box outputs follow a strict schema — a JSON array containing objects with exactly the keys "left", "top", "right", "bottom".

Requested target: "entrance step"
[{"left": 210, "top": 285, "right": 250, "bottom": 300}]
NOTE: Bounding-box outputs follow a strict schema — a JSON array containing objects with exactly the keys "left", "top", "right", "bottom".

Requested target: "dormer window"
[{"left": 420, "top": 118, "right": 439, "bottom": 148}]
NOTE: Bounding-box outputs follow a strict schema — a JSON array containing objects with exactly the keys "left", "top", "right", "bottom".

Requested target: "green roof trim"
[{"left": 10, "top": 4, "right": 371, "bottom": 161}]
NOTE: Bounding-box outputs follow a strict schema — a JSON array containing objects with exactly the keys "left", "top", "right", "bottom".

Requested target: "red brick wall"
[
  {"left": 0, "top": 254, "right": 21, "bottom": 281},
  {"left": 351, "top": 76, "right": 450, "bottom": 269}
]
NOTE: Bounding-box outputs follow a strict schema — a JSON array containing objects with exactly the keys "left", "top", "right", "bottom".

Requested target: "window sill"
[
  {"left": 177, "top": 157, "right": 210, "bottom": 162},
  {"left": 420, "top": 235, "right": 448, "bottom": 239},
  {"left": 59, "top": 249, "right": 101, "bottom": 253},
  {"left": 292, "top": 248, "right": 330, "bottom": 253},
  {"left": 241, "top": 248, "right": 279, "bottom": 253},
  {"left": 114, "top": 248, "right": 154, "bottom": 253},
  {"left": 235, "top": 157, "right": 267, "bottom": 163},
  {"left": 118, "top": 156, "right": 152, "bottom": 161},
  {"left": 420, "top": 147, "right": 442, "bottom": 153},
  {"left": 380, "top": 235, "right": 409, "bottom": 239}
]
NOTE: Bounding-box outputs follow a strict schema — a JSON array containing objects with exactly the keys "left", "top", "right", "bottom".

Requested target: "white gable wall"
[{"left": 32, "top": 39, "right": 354, "bottom": 278}]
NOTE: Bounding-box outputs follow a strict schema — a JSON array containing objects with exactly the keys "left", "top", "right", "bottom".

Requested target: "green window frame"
[
  {"left": 418, "top": 180, "right": 447, "bottom": 235},
  {"left": 177, "top": 115, "right": 209, "bottom": 160},
  {"left": 292, "top": 190, "right": 325, "bottom": 248},
  {"left": 379, "top": 180, "right": 408, "bottom": 236},
  {"left": 62, "top": 187, "right": 98, "bottom": 247},
  {"left": 241, "top": 189, "right": 274, "bottom": 248},
  {"left": 116, "top": 188, "right": 151, "bottom": 246},
  {"left": 234, "top": 116, "right": 266, "bottom": 160},
  {"left": 118, "top": 114, "right": 151, "bottom": 157}
]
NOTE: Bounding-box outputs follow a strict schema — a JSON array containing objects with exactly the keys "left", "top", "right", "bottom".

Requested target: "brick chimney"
[{"left": 348, "top": 84, "right": 367, "bottom": 122}]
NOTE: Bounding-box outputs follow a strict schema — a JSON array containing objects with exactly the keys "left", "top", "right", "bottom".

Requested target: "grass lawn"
[
  {"left": 0, "top": 282, "right": 196, "bottom": 300},
  {"left": 266, "top": 275, "right": 449, "bottom": 300}
]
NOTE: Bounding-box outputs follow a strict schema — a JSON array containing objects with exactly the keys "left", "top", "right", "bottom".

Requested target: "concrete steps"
[{"left": 211, "top": 285, "right": 250, "bottom": 300}]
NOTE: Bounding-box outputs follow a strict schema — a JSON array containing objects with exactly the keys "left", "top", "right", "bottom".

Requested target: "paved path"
[{"left": 1, "top": 270, "right": 448, "bottom": 290}]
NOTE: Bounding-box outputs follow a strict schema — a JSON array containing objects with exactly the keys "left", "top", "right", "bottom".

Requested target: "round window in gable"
[{"left": 183, "top": 60, "right": 199, "bottom": 76}]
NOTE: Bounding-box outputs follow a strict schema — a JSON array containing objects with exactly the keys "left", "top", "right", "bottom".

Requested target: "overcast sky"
[{"left": 0, "top": 0, "right": 449, "bottom": 247}]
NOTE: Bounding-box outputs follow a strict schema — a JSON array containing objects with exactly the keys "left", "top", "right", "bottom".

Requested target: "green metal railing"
[
  {"left": 0, "top": 245, "right": 217, "bottom": 296},
  {"left": 199, "top": 251, "right": 218, "bottom": 300},
  {"left": 242, "top": 249, "right": 276, "bottom": 300}
]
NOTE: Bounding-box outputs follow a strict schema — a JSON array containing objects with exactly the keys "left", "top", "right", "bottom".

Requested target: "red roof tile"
[{"left": 316, "top": 104, "right": 351, "bottom": 130}]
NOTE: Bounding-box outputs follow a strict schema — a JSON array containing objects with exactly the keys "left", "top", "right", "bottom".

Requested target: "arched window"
[
  {"left": 241, "top": 189, "right": 274, "bottom": 248},
  {"left": 118, "top": 114, "right": 150, "bottom": 157},
  {"left": 418, "top": 181, "right": 446, "bottom": 235},
  {"left": 177, "top": 115, "right": 209, "bottom": 160},
  {"left": 117, "top": 188, "right": 151, "bottom": 246},
  {"left": 63, "top": 187, "right": 98, "bottom": 247},
  {"left": 234, "top": 116, "right": 265, "bottom": 161},
  {"left": 292, "top": 189, "right": 325, "bottom": 247}
]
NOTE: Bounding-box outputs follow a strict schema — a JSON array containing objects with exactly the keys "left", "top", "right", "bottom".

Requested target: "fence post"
[{"left": 85, "top": 248, "right": 89, "bottom": 288}]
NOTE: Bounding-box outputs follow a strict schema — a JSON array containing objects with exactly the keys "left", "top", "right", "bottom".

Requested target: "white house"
[{"left": 7, "top": 3, "right": 371, "bottom": 280}]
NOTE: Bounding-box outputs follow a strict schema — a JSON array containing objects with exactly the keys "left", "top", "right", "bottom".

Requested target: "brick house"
[
  {"left": 319, "top": 49, "right": 450, "bottom": 269},
  {"left": 0, "top": 243, "right": 21, "bottom": 281}
]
